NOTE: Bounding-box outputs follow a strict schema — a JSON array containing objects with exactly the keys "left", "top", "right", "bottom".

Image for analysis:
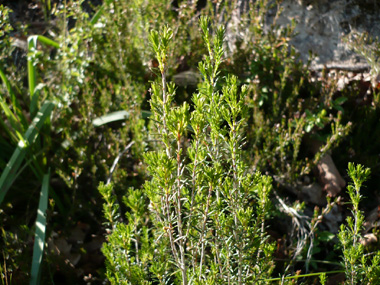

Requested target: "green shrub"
[
  {"left": 230, "top": 11, "right": 351, "bottom": 183},
  {"left": 339, "top": 163, "right": 380, "bottom": 284},
  {"left": 100, "top": 18, "right": 275, "bottom": 284}
]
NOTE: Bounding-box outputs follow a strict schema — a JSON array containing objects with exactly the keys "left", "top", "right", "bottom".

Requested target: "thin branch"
[{"left": 106, "top": 140, "right": 135, "bottom": 185}]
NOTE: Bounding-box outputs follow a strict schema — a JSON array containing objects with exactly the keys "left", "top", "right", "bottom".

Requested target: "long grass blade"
[
  {"left": 35, "top": 35, "right": 59, "bottom": 49},
  {"left": 30, "top": 170, "right": 50, "bottom": 285},
  {"left": 264, "top": 270, "right": 345, "bottom": 282},
  {"left": 90, "top": 0, "right": 113, "bottom": 25},
  {"left": 0, "top": 95, "right": 25, "bottom": 143},
  {"left": 28, "top": 36, "right": 38, "bottom": 117},
  {"left": 0, "top": 101, "right": 55, "bottom": 205},
  {"left": 92, "top": 110, "right": 151, "bottom": 127},
  {"left": 27, "top": 35, "right": 59, "bottom": 117},
  {"left": 0, "top": 67, "right": 26, "bottom": 140}
]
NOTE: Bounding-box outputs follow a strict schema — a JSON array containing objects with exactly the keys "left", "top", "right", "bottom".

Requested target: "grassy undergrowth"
[{"left": 1, "top": 0, "right": 380, "bottom": 284}]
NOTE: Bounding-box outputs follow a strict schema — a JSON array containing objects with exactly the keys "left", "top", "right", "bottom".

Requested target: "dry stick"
[
  {"left": 175, "top": 133, "right": 187, "bottom": 285},
  {"left": 106, "top": 141, "right": 135, "bottom": 185},
  {"left": 106, "top": 141, "right": 135, "bottom": 224},
  {"left": 255, "top": 193, "right": 267, "bottom": 280},
  {"left": 164, "top": 183, "right": 180, "bottom": 268},
  {"left": 275, "top": 191, "right": 337, "bottom": 283},
  {"left": 209, "top": 135, "right": 224, "bottom": 282},
  {"left": 214, "top": 219, "right": 223, "bottom": 280},
  {"left": 210, "top": 108, "right": 224, "bottom": 281},
  {"left": 160, "top": 66, "right": 183, "bottom": 280},
  {"left": 231, "top": 120, "right": 243, "bottom": 285},
  {"left": 274, "top": 191, "right": 310, "bottom": 285},
  {"left": 199, "top": 183, "right": 213, "bottom": 281},
  {"left": 208, "top": 197, "right": 224, "bottom": 281},
  {"left": 161, "top": 67, "right": 171, "bottom": 158},
  {"left": 186, "top": 127, "right": 201, "bottom": 275},
  {"left": 160, "top": 58, "right": 187, "bottom": 284}
]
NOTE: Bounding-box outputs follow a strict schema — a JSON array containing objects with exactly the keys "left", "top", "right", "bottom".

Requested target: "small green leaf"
[
  {"left": 305, "top": 123, "right": 314, "bottom": 133},
  {"left": 334, "top": 97, "right": 348, "bottom": 105}
]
